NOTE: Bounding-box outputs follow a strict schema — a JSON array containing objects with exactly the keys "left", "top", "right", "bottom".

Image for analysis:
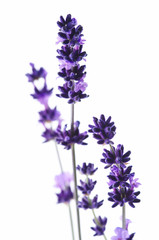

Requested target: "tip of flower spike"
[
  {"left": 77, "top": 162, "right": 98, "bottom": 175},
  {"left": 26, "top": 63, "right": 47, "bottom": 82}
]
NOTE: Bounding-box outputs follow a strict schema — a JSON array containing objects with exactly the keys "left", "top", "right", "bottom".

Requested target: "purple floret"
[
  {"left": 88, "top": 114, "right": 116, "bottom": 145},
  {"left": 56, "top": 186, "right": 73, "bottom": 204},
  {"left": 42, "top": 128, "right": 59, "bottom": 142},
  {"left": 78, "top": 178, "right": 97, "bottom": 195},
  {"left": 31, "top": 84, "right": 53, "bottom": 107},
  {"left": 26, "top": 63, "right": 47, "bottom": 82},
  {"left": 77, "top": 162, "right": 98, "bottom": 175},
  {"left": 108, "top": 187, "right": 140, "bottom": 208},
  {"left": 101, "top": 144, "right": 131, "bottom": 169},
  {"left": 78, "top": 195, "right": 104, "bottom": 209},
  {"left": 57, "top": 14, "right": 77, "bottom": 33},
  {"left": 56, "top": 121, "right": 88, "bottom": 149},
  {"left": 91, "top": 216, "right": 107, "bottom": 236},
  {"left": 107, "top": 165, "right": 133, "bottom": 189},
  {"left": 56, "top": 81, "right": 88, "bottom": 104},
  {"left": 39, "top": 107, "right": 61, "bottom": 123}
]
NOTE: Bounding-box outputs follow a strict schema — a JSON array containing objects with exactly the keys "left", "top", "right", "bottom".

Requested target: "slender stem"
[
  {"left": 68, "top": 203, "right": 75, "bottom": 240},
  {"left": 54, "top": 140, "right": 64, "bottom": 173},
  {"left": 71, "top": 103, "right": 82, "bottom": 240},
  {"left": 122, "top": 203, "right": 126, "bottom": 229}
]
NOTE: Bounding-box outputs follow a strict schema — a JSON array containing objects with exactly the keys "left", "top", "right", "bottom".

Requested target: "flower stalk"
[
  {"left": 54, "top": 140, "right": 64, "bottom": 173},
  {"left": 68, "top": 202, "right": 75, "bottom": 240},
  {"left": 71, "top": 103, "right": 82, "bottom": 240},
  {"left": 122, "top": 203, "right": 126, "bottom": 230}
]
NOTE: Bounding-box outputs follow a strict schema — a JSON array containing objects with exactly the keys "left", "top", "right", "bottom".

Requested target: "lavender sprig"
[
  {"left": 56, "top": 13, "right": 89, "bottom": 240},
  {"left": 77, "top": 163, "right": 108, "bottom": 239},
  {"left": 88, "top": 114, "right": 141, "bottom": 235}
]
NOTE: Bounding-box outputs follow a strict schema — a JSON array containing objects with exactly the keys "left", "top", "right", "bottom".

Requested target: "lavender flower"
[
  {"left": 91, "top": 216, "right": 107, "bottom": 236},
  {"left": 78, "top": 178, "right": 97, "bottom": 195},
  {"left": 107, "top": 165, "right": 133, "bottom": 189},
  {"left": 58, "top": 64, "right": 86, "bottom": 81},
  {"left": 41, "top": 128, "right": 59, "bottom": 142},
  {"left": 39, "top": 107, "right": 61, "bottom": 123},
  {"left": 30, "top": 84, "right": 53, "bottom": 107},
  {"left": 101, "top": 144, "right": 131, "bottom": 169},
  {"left": 26, "top": 63, "right": 47, "bottom": 82},
  {"left": 57, "top": 81, "right": 88, "bottom": 103},
  {"left": 56, "top": 187, "right": 73, "bottom": 203},
  {"left": 88, "top": 115, "right": 116, "bottom": 144},
  {"left": 77, "top": 162, "right": 98, "bottom": 175},
  {"left": 56, "top": 121, "right": 88, "bottom": 149},
  {"left": 108, "top": 187, "right": 140, "bottom": 208},
  {"left": 57, "top": 14, "right": 77, "bottom": 33},
  {"left": 129, "top": 176, "right": 141, "bottom": 190},
  {"left": 78, "top": 195, "right": 104, "bottom": 209}
]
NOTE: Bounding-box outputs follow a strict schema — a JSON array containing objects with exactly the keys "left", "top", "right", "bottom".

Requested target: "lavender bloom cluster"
[
  {"left": 56, "top": 121, "right": 88, "bottom": 150},
  {"left": 56, "top": 14, "right": 89, "bottom": 104}
]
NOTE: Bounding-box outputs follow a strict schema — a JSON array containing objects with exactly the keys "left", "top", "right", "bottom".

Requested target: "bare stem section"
[{"left": 71, "top": 103, "right": 82, "bottom": 240}]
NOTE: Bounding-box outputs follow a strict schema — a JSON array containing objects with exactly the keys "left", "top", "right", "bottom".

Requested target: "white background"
[{"left": 0, "top": 0, "right": 159, "bottom": 239}]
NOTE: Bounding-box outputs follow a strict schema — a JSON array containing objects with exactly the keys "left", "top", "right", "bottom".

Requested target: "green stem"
[
  {"left": 71, "top": 103, "right": 82, "bottom": 240},
  {"left": 122, "top": 203, "right": 126, "bottom": 230},
  {"left": 68, "top": 203, "right": 75, "bottom": 240},
  {"left": 54, "top": 140, "right": 64, "bottom": 173},
  {"left": 109, "top": 143, "right": 115, "bottom": 154}
]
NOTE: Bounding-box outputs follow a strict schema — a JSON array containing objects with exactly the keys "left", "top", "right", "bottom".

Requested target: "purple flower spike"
[
  {"left": 39, "top": 107, "right": 61, "bottom": 123},
  {"left": 78, "top": 178, "right": 97, "bottom": 195},
  {"left": 91, "top": 216, "right": 107, "bottom": 236},
  {"left": 56, "top": 121, "right": 88, "bottom": 149},
  {"left": 56, "top": 14, "right": 88, "bottom": 104},
  {"left": 31, "top": 84, "right": 53, "bottom": 107},
  {"left": 26, "top": 63, "right": 47, "bottom": 82},
  {"left": 88, "top": 114, "right": 116, "bottom": 145},
  {"left": 77, "top": 162, "right": 98, "bottom": 175},
  {"left": 78, "top": 195, "right": 104, "bottom": 209}
]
